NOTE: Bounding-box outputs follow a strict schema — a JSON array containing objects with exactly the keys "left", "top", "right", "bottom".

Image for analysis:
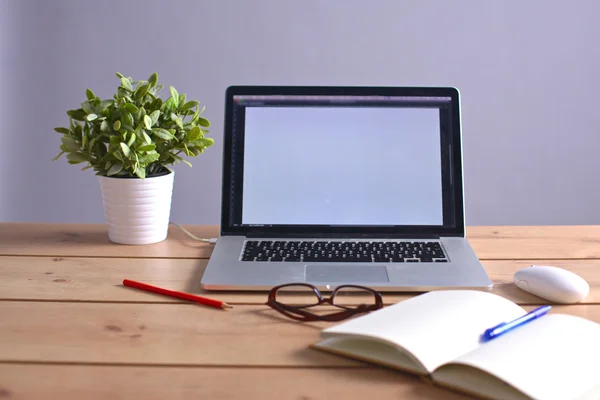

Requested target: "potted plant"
[{"left": 53, "top": 72, "right": 214, "bottom": 245}]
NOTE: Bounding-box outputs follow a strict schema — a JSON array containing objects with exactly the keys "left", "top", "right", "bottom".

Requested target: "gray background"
[
  {"left": 242, "top": 106, "right": 443, "bottom": 225},
  {"left": 1, "top": 0, "right": 599, "bottom": 226}
]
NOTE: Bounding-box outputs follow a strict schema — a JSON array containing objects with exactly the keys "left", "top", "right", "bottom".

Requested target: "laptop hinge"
[{"left": 245, "top": 232, "right": 441, "bottom": 239}]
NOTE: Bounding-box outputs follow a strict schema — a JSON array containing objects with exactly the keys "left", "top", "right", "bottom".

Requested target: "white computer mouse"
[{"left": 513, "top": 265, "right": 590, "bottom": 304}]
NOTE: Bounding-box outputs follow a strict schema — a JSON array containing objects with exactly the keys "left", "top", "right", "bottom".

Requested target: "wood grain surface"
[{"left": 2, "top": 223, "right": 600, "bottom": 400}]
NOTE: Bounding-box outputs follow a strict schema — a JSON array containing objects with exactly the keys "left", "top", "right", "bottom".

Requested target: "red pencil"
[{"left": 122, "top": 279, "right": 232, "bottom": 310}]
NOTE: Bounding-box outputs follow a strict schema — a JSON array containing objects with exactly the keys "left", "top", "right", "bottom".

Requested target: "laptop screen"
[{"left": 222, "top": 87, "right": 464, "bottom": 237}]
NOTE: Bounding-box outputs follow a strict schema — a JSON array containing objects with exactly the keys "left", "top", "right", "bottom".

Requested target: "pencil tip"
[{"left": 222, "top": 303, "right": 233, "bottom": 310}]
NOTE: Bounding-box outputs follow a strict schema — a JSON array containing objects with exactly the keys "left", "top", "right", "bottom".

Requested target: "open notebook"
[{"left": 311, "top": 290, "right": 600, "bottom": 400}]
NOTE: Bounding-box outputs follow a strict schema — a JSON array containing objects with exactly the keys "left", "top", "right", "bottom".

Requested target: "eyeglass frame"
[{"left": 266, "top": 283, "right": 384, "bottom": 322}]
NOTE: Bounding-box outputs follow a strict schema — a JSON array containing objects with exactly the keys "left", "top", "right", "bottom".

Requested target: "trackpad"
[{"left": 305, "top": 264, "right": 389, "bottom": 283}]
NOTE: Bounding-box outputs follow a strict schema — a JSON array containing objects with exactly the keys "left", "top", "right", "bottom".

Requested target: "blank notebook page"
[
  {"left": 321, "top": 290, "right": 527, "bottom": 372},
  {"left": 443, "top": 314, "right": 600, "bottom": 400}
]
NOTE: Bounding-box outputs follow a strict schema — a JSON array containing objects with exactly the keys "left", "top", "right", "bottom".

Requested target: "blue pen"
[{"left": 481, "top": 305, "right": 552, "bottom": 342}]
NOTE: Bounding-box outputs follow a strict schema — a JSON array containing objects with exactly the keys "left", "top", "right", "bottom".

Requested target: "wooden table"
[{"left": 1, "top": 223, "right": 599, "bottom": 399}]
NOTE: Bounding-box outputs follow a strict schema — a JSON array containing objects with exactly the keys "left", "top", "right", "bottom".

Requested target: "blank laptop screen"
[{"left": 230, "top": 94, "right": 453, "bottom": 227}]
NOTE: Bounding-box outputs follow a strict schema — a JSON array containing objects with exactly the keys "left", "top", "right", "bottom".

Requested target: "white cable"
[{"left": 170, "top": 222, "right": 218, "bottom": 244}]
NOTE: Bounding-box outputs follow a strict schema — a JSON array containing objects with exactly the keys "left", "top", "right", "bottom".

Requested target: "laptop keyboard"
[{"left": 241, "top": 240, "right": 448, "bottom": 263}]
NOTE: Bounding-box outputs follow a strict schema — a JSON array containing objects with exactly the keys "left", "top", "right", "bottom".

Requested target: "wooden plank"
[
  {"left": 0, "top": 223, "right": 217, "bottom": 259},
  {"left": 0, "top": 302, "right": 596, "bottom": 366},
  {"left": 0, "top": 364, "right": 469, "bottom": 400},
  {"left": 1, "top": 256, "right": 599, "bottom": 305},
  {"left": 0, "top": 302, "right": 355, "bottom": 366},
  {"left": 4, "top": 223, "right": 600, "bottom": 260},
  {"left": 467, "top": 225, "right": 600, "bottom": 260}
]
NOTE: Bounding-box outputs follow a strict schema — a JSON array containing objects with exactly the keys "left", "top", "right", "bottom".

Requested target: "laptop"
[{"left": 200, "top": 85, "right": 493, "bottom": 291}]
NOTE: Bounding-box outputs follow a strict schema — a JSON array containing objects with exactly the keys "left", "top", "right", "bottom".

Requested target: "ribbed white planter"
[{"left": 99, "top": 171, "right": 174, "bottom": 245}]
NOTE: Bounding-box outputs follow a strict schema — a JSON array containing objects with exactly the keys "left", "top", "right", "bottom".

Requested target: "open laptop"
[{"left": 200, "top": 86, "right": 492, "bottom": 291}]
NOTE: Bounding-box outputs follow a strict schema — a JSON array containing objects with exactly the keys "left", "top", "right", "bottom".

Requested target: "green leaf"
[
  {"left": 133, "top": 122, "right": 144, "bottom": 135},
  {"left": 81, "top": 165, "right": 93, "bottom": 171},
  {"left": 88, "top": 138, "right": 97, "bottom": 153},
  {"left": 169, "top": 86, "right": 179, "bottom": 105},
  {"left": 117, "top": 87, "right": 131, "bottom": 99},
  {"left": 178, "top": 93, "right": 187, "bottom": 107},
  {"left": 120, "top": 142, "right": 131, "bottom": 157},
  {"left": 66, "top": 152, "right": 88, "bottom": 163},
  {"left": 121, "top": 124, "right": 134, "bottom": 133},
  {"left": 139, "top": 152, "right": 160, "bottom": 164},
  {"left": 142, "top": 130, "right": 152, "bottom": 144},
  {"left": 149, "top": 110, "right": 160, "bottom": 126},
  {"left": 81, "top": 134, "right": 87, "bottom": 150},
  {"left": 122, "top": 112, "right": 134, "bottom": 127},
  {"left": 148, "top": 72, "right": 158, "bottom": 87},
  {"left": 181, "top": 100, "right": 200, "bottom": 111},
  {"left": 183, "top": 144, "right": 194, "bottom": 156},
  {"left": 134, "top": 166, "right": 146, "bottom": 179},
  {"left": 107, "top": 163, "right": 123, "bottom": 176},
  {"left": 187, "top": 126, "right": 201, "bottom": 141},
  {"left": 54, "top": 127, "right": 71, "bottom": 134},
  {"left": 135, "top": 84, "right": 150, "bottom": 101},
  {"left": 97, "top": 141, "right": 108, "bottom": 158},
  {"left": 197, "top": 117, "right": 210, "bottom": 127},
  {"left": 51, "top": 151, "right": 65, "bottom": 161},
  {"left": 152, "top": 128, "right": 174, "bottom": 140},
  {"left": 67, "top": 109, "right": 87, "bottom": 121},
  {"left": 120, "top": 77, "right": 133, "bottom": 91},
  {"left": 171, "top": 113, "right": 184, "bottom": 129},
  {"left": 86, "top": 113, "right": 98, "bottom": 121},
  {"left": 60, "top": 136, "right": 81, "bottom": 151},
  {"left": 127, "top": 132, "right": 136, "bottom": 148},
  {"left": 150, "top": 98, "right": 163, "bottom": 112},
  {"left": 194, "top": 137, "right": 215, "bottom": 147},
  {"left": 73, "top": 124, "right": 83, "bottom": 138},
  {"left": 182, "top": 159, "right": 193, "bottom": 168},
  {"left": 85, "top": 89, "right": 96, "bottom": 101},
  {"left": 96, "top": 100, "right": 113, "bottom": 113},
  {"left": 113, "top": 120, "right": 121, "bottom": 131},
  {"left": 162, "top": 97, "right": 173, "bottom": 113},
  {"left": 116, "top": 72, "right": 124, "bottom": 78},
  {"left": 136, "top": 107, "right": 146, "bottom": 122},
  {"left": 81, "top": 101, "right": 95, "bottom": 115},
  {"left": 100, "top": 120, "right": 109, "bottom": 132},
  {"left": 124, "top": 103, "right": 138, "bottom": 113},
  {"left": 138, "top": 144, "right": 156, "bottom": 152},
  {"left": 149, "top": 84, "right": 164, "bottom": 97},
  {"left": 144, "top": 115, "right": 152, "bottom": 129}
]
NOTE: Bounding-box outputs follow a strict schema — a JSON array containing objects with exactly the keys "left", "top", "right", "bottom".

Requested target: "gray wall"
[{"left": 2, "top": 0, "right": 600, "bottom": 226}]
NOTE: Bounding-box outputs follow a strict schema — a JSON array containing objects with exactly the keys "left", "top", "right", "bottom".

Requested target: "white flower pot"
[{"left": 99, "top": 171, "right": 175, "bottom": 245}]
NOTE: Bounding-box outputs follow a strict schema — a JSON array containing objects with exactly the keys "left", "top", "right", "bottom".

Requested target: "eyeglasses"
[{"left": 266, "top": 283, "right": 383, "bottom": 322}]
